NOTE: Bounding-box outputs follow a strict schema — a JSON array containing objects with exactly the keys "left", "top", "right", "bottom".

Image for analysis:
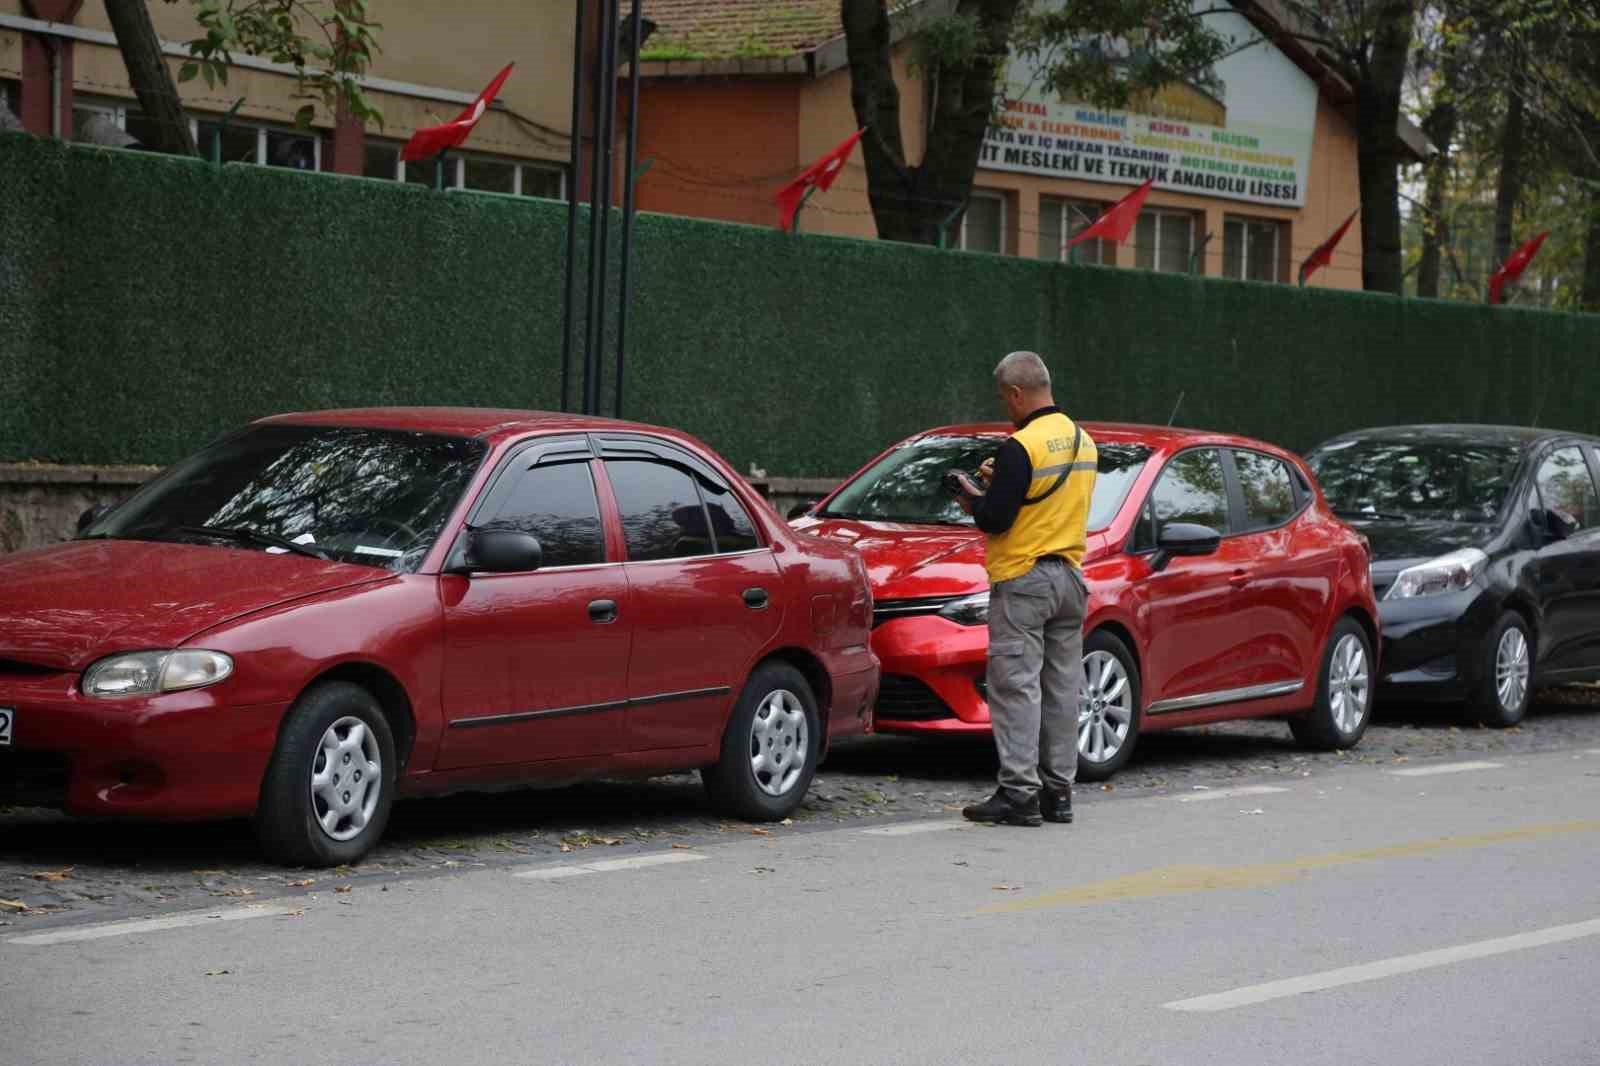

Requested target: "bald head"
[{"left": 993, "top": 351, "right": 1054, "bottom": 427}]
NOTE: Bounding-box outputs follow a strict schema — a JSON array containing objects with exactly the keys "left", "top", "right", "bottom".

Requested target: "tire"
[
  {"left": 702, "top": 662, "right": 820, "bottom": 821},
  {"left": 1469, "top": 611, "right": 1533, "bottom": 728},
  {"left": 255, "top": 681, "right": 397, "bottom": 868},
  {"left": 1290, "top": 618, "right": 1374, "bottom": 751},
  {"left": 1076, "top": 630, "right": 1141, "bottom": 782}
]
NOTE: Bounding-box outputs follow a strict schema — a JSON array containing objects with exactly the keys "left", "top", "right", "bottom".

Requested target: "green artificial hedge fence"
[{"left": 3, "top": 133, "right": 1597, "bottom": 478}]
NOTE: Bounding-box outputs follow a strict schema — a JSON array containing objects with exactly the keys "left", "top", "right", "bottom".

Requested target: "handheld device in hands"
[{"left": 942, "top": 470, "right": 986, "bottom": 499}]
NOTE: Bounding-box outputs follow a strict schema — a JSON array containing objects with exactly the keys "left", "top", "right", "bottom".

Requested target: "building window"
[
  {"left": 1039, "top": 198, "right": 1111, "bottom": 265},
  {"left": 196, "top": 119, "right": 321, "bottom": 169},
  {"left": 1135, "top": 209, "right": 1195, "bottom": 273},
  {"left": 1224, "top": 217, "right": 1284, "bottom": 283},
  {"left": 394, "top": 152, "right": 565, "bottom": 198},
  {"left": 0, "top": 79, "right": 17, "bottom": 121},
  {"left": 957, "top": 190, "right": 1007, "bottom": 254},
  {"left": 365, "top": 141, "right": 401, "bottom": 180}
]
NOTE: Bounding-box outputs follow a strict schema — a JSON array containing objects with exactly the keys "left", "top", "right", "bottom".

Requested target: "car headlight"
[
  {"left": 1385, "top": 548, "right": 1488, "bottom": 601},
  {"left": 939, "top": 591, "right": 990, "bottom": 626},
  {"left": 82, "top": 650, "right": 234, "bottom": 698}
]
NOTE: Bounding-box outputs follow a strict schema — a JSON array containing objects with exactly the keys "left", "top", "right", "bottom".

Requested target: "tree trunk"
[
  {"left": 1355, "top": 0, "right": 1417, "bottom": 295},
  {"left": 1584, "top": 181, "right": 1600, "bottom": 312},
  {"left": 1416, "top": 37, "right": 1461, "bottom": 300},
  {"left": 842, "top": 0, "right": 1024, "bottom": 245},
  {"left": 1492, "top": 88, "right": 1526, "bottom": 286},
  {"left": 103, "top": 0, "right": 197, "bottom": 155}
]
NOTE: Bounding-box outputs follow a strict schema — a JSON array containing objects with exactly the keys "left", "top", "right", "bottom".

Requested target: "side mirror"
[
  {"left": 1150, "top": 522, "right": 1222, "bottom": 572},
  {"left": 76, "top": 503, "right": 112, "bottom": 536},
  {"left": 454, "top": 529, "right": 543, "bottom": 574},
  {"left": 787, "top": 499, "right": 819, "bottom": 521}
]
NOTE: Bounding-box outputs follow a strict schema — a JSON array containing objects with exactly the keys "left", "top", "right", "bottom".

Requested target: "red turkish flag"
[
  {"left": 776, "top": 128, "right": 864, "bottom": 232},
  {"left": 1298, "top": 208, "right": 1359, "bottom": 286},
  {"left": 1488, "top": 231, "right": 1550, "bottom": 305},
  {"left": 401, "top": 63, "right": 515, "bottom": 162},
  {"left": 1064, "top": 178, "right": 1154, "bottom": 250}
]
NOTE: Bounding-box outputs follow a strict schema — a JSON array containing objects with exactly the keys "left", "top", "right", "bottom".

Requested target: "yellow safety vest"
[{"left": 985, "top": 412, "right": 1097, "bottom": 584}]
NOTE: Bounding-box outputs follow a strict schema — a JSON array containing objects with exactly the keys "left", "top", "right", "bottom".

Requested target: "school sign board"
[{"left": 979, "top": 2, "right": 1319, "bottom": 208}]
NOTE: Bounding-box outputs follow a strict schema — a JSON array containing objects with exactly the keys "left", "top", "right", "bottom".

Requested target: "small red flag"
[
  {"left": 401, "top": 62, "right": 515, "bottom": 162},
  {"left": 1488, "top": 231, "right": 1550, "bottom": 305},
  {"left": 1298, "top": 208, "right": 1359, "bottom": 287},
  {"left": 1065, "top": 178, "right": 1154, "bottom": 250},
  {"left": 776, "top": 128, "right": 864, "bottom": 232}
]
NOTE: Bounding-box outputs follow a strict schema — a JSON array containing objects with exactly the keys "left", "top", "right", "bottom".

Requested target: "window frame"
[
  {"left": 592, "top": 433, "right": 771, "bottom": 558},
  {"left": 958, "top": 189, "right": 1008, "bottom": 255},
  {"left": 1124, "top": 445, "right": 1238, "bottom": 554},
  {"left": 449, "top": 434, "right": 610, "bottom": 573},
  {"left": 1532, "top": 441, "right": 1600, "bottom": 536},
  {"left": 1224, "top": 448, "right": 1311, "bottom": 533},
  {"left": 1135, "top": 208, "right": 1197, "bottom": 274},
  {"left": 1040, "top": 197, "right": 1111, "bottom": 265},
  {"left": 1223, "top": 215, "right": 1285, "bottom": 283},
  {"left": 393, "top": 150, "right": 566, "bottom": 198}
]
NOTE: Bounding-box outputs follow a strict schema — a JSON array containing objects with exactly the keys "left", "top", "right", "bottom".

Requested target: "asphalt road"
[{"left": 4, "top": 704, "right": 1600, "bottom": 1064}]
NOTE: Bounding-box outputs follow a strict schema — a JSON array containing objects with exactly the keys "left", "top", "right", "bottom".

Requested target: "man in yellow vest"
[{"left": 953, "top": 351, "right": 1097, "bottom": 827}]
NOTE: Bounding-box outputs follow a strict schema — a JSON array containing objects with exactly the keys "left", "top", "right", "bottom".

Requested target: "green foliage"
[
  {"left": 170, "top": 0, "right": 383, "bottom": 128},
  {"left": 3, "top": 136, "right": 1599, "bottom": 477}
]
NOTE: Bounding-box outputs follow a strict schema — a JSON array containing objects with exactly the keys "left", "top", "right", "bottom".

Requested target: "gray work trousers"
[{"left": 986, "top": 556, "right": 1087, "bottom": 801}]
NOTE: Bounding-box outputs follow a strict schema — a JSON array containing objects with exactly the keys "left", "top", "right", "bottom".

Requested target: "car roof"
[
  {"left": 915, "top": 420, "right": 1275, "bottom": 451},
  {"left": 255, "top": 407, "right": 677, "bottom": 446},
  {"left": 1308, "top": 424, "right": 1597, "bottom": 451}
]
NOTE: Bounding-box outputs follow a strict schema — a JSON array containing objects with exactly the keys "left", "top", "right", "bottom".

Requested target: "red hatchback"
[
  {"left": 0, "top": 409, "right": 878, "bottom": 866},
  {"left": 792, "top": 422, "right": 1379, "bottom": 780}
]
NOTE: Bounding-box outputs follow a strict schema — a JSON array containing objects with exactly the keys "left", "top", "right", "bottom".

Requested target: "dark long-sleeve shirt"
[{"left": 972, "top": 405, "right": 1061, "bottom": 535}]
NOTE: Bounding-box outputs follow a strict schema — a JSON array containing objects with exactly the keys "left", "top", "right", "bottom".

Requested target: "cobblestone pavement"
[{"left": 4, "top": 689, "right": 1597, "bottom": 926}]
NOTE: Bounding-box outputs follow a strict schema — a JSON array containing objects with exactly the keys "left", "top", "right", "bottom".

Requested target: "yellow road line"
[{"left": 983, "top": 819, "right": 1600, "bottom": 914}]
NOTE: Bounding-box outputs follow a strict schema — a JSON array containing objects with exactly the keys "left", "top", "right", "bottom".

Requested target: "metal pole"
[
  {"left": 581, "top": 0, "right": 615, "bottom": 416},
  {"left": 589, "top": 0, "right": 622, "bottom": 416},
  {"left": 560, "top": 0, "right": 587, "bottom": 414},
  {"left": 614, "top": 0, "right": 644, "bottom": 419}
]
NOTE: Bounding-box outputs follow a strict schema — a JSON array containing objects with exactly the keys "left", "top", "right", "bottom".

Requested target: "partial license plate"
[{"left": 0, "top": 706, "right": 11, "bottom": 746}]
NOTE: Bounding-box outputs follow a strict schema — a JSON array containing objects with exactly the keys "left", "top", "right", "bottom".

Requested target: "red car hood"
[
  {"left": 0, "top": 540, "right": 391, "bottom": 671},
  {"left": 794, "top": 517, "right": 1112, "bottom": 601}
]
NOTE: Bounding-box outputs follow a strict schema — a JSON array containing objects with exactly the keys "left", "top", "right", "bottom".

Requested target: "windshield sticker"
[{"left": 353, "top": 545, "right": 404, "bottom": 558}]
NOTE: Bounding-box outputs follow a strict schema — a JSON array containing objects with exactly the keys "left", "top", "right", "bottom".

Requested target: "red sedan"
[
  {"left": 0, "top": 409, "right": 878, "bottom": 865},
  {"left": 792, "top": 422, "right": 1378, "bottom": 780}
]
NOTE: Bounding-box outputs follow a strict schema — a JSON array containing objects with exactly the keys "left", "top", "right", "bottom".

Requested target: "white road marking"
[
  {"left": 1176, "top": 786, "right": 1288, "bottom": 803},
  {"left": 4, "top": 904, "right": 296, "bottom": 947},
  {"left": 862, "top": 820, "right": 966, "bottom": 836},
  {"left": 512, "top": 851, "right": 706, "bottom": 880},
  {"left": 1586, "top": 749, "right": 1600, "bottom": 756},
  {"left": 1164, "top": 917, "right": 1600, "bottom": 1012},
  {"left": 1389, "top": 761, "right": 1503, "bottom": 777}
]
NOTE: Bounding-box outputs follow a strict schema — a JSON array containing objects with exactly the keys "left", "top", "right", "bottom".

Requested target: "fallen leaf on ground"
[
  {"left": 596, "top": 836, "right": 623, "bottom": 846},
  {"left": 204, "top": 969, "right": 230, "bottom": 977},
  {"left": 1239, "top": 808, "right": 1266, "bottom": 815},
  {"left": 287, "top": 879, "right": 314, "bottom": 888},
  {"left": 780, "top": 818, "right": 794, "bottom": 826},
  {"left": 559, "top": 843, "right": 574, "bottom": 853},
  {"left": 752, "top": 866, "right": 774, "bottom": 874},
  {"left": 1101, "top": 783, "right": 1114, "bottom": 791},
  {"left": 749, "top": 827, "right": 771, "bottom": 836},
  {"left": 334, "top": 884, "right": 353, "bottom": 894},
  {"left": 280, "top": 910, "right": 306, "bottom": 919},
  {"left": 670, "top": 843, "right": 695, "bottom": 850},
  {"left": 992, "top": 884, "right": 1020, "bottom": 892},
  {"left": 218, "top": 888, "right": 256, "bottom": 898},
  {"left": 30, "top": 867, "right": 73, "bottom": 882},
  {"left": 0, "top": 899, "right": 29, "bottom": 913}
]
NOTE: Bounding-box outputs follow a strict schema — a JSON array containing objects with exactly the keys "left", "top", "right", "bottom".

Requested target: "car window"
[
  {"left": 605, "top": 459, "right": 716, "bottom": 562},
  {"left": 1534, "top": 446, "right": 1600, "bottom": 533},
  {"left": 703, "top": 486, "right": 762, "bottom": 553},
  {"left": 1147, "top": 448, "right": 1230, "bottom": 540},
  {"left": 1306, "top": 437, "right": 1522, "bottom": 522},
  {"left": 1233, "top": 450, "right": 1298, "bottom": 530},
  {"left": 479, "top": 461, "right": 605, "bottom": 568}
]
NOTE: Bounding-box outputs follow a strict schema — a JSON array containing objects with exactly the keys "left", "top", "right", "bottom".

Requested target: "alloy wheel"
[
  {"left": 1327, "top": 633, "right": 1370, "bottom": 735},
  {"left": 750, "top": 689, "right": 808, "bottom": 797},
  {"left": 1078, "top": 651, "right": 1133, "bottom": 764},
  {"left": 1496, "top": 626, "right": 1530, "bottom": 712},
  {"left": 309, "top": 716, "right": 383, "bottom": 842}
]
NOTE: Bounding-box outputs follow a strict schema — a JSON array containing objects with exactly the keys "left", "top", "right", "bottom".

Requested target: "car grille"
[
  {"left": 0, "top": 750, "right": 71, "bottom": 809},
  {"left": 872, "top": 597, "right": 960, "bottom": 628},
  {"left": 875, "top": 674, "right": 957, "bottom": 721}
]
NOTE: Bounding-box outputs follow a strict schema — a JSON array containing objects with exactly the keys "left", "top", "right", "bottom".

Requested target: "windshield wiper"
[
  {"left": 1333, "top": 508, "right": 1412, "bottom": 523},
  {"left": 172, "top": 525, "right": 332, "bottom": 560}
]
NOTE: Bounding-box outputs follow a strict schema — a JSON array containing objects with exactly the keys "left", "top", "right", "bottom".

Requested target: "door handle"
[
  {"left": 742, "top": 587, "right": 770, "bottom": 609},
  {"left": 588, "top": 599, "right": 618, "bottom": 623},
  {"left": 1228, "top": 570, "right": 1250, "bottom": 588}
]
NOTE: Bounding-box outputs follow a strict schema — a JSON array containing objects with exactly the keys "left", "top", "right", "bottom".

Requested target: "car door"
[
  {"left": 596, "top": 437, "right": 783, "bottom": 752},
  {"left": 1129, "top": 447, "right": 1260, "bottom": 709},
  {"left": 1529, "top": 442, "right": 1600, "bottom": 677},
  {"left": 1223, "top": 448, "right": 1324, "bottom": 689},
  {"left": 435, "top": 438, "right": 633, "bottom": 771}
]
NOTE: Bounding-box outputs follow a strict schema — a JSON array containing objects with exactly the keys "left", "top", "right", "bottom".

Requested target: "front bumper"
[
  {"left": 869, "top": 614, "right": 993, "bottom": 735},
  {"left": 1376, "top": 588, "right": 1489, "bottom": 699},
  {"left": 0, "top": 672, "right": 289, "bottom": 820}
]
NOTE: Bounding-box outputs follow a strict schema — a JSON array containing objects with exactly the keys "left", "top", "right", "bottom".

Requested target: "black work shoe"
[
  {"left": 1041, "top": 785, "right": 1074, "bottom": 824},
  {"left": 962, "top": 789, "right": 1043, "bottom": 827}
]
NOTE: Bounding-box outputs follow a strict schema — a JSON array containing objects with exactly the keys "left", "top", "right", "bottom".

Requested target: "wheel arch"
[
  {"left": 756, "top": 647, "right": 833, "bottom": 749},
  {"left": 293, "top": 662, "right": 418, "bottom": 772},
  {"left": 1087, "top": 618, "right": 1142, "bottom": 680}
]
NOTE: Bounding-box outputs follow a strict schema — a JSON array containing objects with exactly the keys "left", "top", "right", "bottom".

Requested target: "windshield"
[
  {"left": 86, "top": 424, "right": 488, "bottom": 572},
  {"left": 821, "top": 434, "right": 1153, "bottom": 530},
  {"left": 1305, "top": 438, "right": 1523, "bottom": 522}
]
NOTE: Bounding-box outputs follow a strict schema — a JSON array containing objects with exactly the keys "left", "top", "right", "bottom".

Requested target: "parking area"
[{"left": 4, "top": 690, "right": 1597, "bottom": 926}]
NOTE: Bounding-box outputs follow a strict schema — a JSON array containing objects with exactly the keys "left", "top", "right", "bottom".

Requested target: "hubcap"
[
  {"left": 310, "top": 716, "right": 382, "bottom": 842},
  {"left": 750, "top": 689, "right": 808, "bottom": 797},
  {"left": 1496, "top": 625, "right": 1530, "bottom": 711},
  {"left": 1078, "top": 651, "right": 1133, "bottom": 764},
  {"left": 1327, "top": 633, "right": 1370, "bottom": 735}
]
